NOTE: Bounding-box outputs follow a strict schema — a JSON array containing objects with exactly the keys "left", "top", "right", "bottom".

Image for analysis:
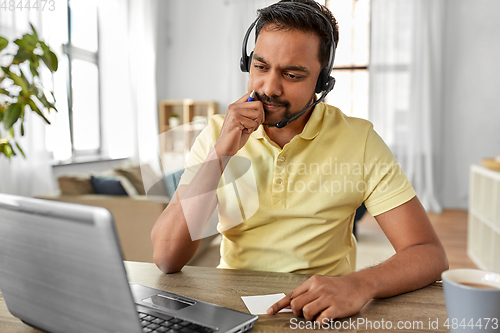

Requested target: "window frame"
[
  {"left": 325, "top": 0, "right": 370, "bottom": 119},
  {"left": 62, "top": 0, "right": 103, "bottom": 158}
]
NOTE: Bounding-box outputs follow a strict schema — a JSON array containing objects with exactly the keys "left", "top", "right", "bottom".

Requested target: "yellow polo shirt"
[{"left": 179, "top": 103, "right": 415, "bottom": 276}]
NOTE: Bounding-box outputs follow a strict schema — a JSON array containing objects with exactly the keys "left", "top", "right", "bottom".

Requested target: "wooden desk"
[{"left": 0, "top": 262, "right": 449, "bottom": 332}]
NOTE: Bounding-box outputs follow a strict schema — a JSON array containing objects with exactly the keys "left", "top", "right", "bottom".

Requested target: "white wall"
[
  {"left": 440, "top": 0, "right": 500, "bottom": 209},
  {"left": 155, "top": 0, "right": 237, "bottom": 112}
]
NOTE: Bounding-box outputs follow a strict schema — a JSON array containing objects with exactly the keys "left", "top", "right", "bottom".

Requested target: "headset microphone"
[
  {"left": 275, "top": 79, "right": 335, "bottom": 128},
  {"left": 240, "top": 2, "right": 337, "bottom": 129}
]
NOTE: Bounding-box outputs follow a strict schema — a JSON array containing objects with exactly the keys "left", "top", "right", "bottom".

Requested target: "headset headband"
[{"left": 240, "top": 1, "right": 336, "bottom": 95}]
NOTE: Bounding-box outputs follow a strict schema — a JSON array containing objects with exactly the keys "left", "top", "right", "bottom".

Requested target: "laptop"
[{"left": 0, "top": 193, "right": 258, "bottom": 333}]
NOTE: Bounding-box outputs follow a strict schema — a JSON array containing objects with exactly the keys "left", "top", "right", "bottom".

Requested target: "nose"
[{"left": 261, "top": 70, "right": 283, "bottom": 98}]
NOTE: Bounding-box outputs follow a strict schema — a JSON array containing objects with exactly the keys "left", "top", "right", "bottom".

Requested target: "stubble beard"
[{"left": 259, "top": 93, "right": 316, "bottom": 128}]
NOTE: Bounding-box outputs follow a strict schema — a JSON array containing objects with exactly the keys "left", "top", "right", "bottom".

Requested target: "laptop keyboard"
[{"left": 138, "top": 312, "right": 215, "bottom": 333}]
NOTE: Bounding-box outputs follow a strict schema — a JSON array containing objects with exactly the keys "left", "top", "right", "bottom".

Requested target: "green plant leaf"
[
  {"left": 7, "top": 142, "right": 15, "bottom": 156},
  {"left": 29, "top": 63, "right": 39, "bottom": 77},
  {"left": 21, "top": 122, "right": 24, "bottom": 136},
  {"left": 28, "top": 98, "right": 50, "bottom": 124},
  {"left": 3, "top": 142, "right": 13, "bottom": 159},
  {"left": 6, "top": 71, "right": 29, "bottom": 94},
  {"left": 39, "top": 42, "right": 58, "bottom": 72},
  {"left": 20, "top": 68, "right": 33, "bottom": 90},
  {"left": 37, "top": 93, "right": 56, "bottom": 111},
  {"left": 3, "top": 103, "right": 22, "bottom": 129},
  {"left": 15, "top": 141, "right": 26, "bottom": 158},
  {"left": 30, "top": 23, "right": 39, "bottom": 41},
  {"left": 13, "top": 47, "right": 32, "bottom": 64},
  {"left": 0, "top": 37, "right": 8, "bottom": 52},
  {"left": 14, "top": 34, "right": 37, "bottom": 52},
  {"left": 0, "top": 88, "right": 10, "bottom": 96},
  {"left": 48, "top": 50, "right": 58, "bottom": 71}
]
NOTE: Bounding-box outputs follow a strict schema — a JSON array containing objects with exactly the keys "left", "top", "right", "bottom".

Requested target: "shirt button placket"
[{"left": 272, "top": 154, "right": 286, "bottom": 208}]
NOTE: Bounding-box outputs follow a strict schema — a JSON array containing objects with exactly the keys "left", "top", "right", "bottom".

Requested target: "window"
[
  {"left": 44, "top": 0, "right": 101, "bottom": 161},
  {"left": 64, "top": 0, "right": 101, "bottom": 156},
  {"left": 326, "top": 0, "right": 370, "bottom": 120}
]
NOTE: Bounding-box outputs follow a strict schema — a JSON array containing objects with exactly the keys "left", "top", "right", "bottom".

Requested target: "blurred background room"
[{"left": 1, "top": 0, "right": 499, "bottom": 272}]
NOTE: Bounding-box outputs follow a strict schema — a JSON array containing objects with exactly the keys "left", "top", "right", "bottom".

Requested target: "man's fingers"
[
  {"left": 315, "top": 307, "right": 340, "bottom": 325},
  {"left": 266, "top": 294, "right": 291, "bottom": 315},
  {"left": 235, "top": 90, "right": 253, "bottom": 104},
  {"left": 301, "top": 297, "right": 331, "bottom": 321},
  {"left": 267, "top": 280, "right": 313, "bottom": 315},
  {"left": 289, "top": 290, "right": 321, "bottom": 318},
  {"left": 226, "top": 116, "right": 259, "bottom": 132},
  {"left": 236, "top": 105, "right": 264, "bottom": 123}
]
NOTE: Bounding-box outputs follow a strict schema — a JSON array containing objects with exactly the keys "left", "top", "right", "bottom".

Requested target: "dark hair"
[{"left": 255, "top": 0, "right": 339, "bottom": 69}]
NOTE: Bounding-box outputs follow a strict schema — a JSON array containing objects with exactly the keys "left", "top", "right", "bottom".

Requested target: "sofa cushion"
[
  {"left": 164, "top": 168, "right": 185, "bottom": 199},
  {"left": 90, "top": 175, "right": 128, "bottom": 195},
  {"left": 58, "top": 176, "right": 95, "bottom": 195},
  {"left": 115, "top": 165, "right": 146, "bottom": 195}
]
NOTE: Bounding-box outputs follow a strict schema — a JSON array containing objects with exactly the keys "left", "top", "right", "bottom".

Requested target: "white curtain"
[
  {"left": 0, "top": 10, "right": 56, "bottom": 196},
  {"left": 369, "top": 0, "right": 444, "bottom": 212},
  {"left": 99, "top": 0, "right": 159, "bottom": 170},
  {"left": 0, "top": 0, "right": 160, "bottom": 196}
]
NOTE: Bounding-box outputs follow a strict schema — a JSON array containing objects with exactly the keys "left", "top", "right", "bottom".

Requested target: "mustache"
[{"left": 255, "top": 92, "right": 290, "bottom": 108}]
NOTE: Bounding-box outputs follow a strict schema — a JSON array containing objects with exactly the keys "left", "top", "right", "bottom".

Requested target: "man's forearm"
[
  {"left": 151, "top": 148, "right": 227, "bottom": 273},
  {"left": 350, "top": 241, "right": 449, "bottom": 299}
]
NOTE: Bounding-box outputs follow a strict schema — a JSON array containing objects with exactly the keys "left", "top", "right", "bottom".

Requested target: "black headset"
[{"left": 239, "top": 2, "right": 336, "bottom": 128}]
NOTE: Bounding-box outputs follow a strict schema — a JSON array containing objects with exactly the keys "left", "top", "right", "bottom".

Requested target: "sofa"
[{"left": 39, "top": 164, "right": 220, "bottom": 266}]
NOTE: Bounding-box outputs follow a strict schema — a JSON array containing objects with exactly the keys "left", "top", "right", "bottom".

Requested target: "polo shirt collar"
[
  {"left": 298, "top": 103, "right": 324, "bottom": 140},
  {"left": 250, "top": 102, "right": 325, "bottom": 141}
]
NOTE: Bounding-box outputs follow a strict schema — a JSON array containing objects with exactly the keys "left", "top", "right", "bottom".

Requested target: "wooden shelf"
[{"left": 158, "top": 100, "right": 219, "bottom": 172}]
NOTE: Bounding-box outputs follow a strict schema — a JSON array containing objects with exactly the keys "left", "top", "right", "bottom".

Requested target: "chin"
[{"left": 263, "top": 110, "right": 285, "bottom": 127}]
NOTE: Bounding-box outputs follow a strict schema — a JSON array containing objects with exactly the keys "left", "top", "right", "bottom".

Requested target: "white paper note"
[{"left": 241, "top": 293, "right": 293, "bottom": 315}]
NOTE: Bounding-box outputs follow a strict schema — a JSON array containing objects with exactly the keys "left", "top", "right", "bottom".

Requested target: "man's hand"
[
  {"left": 267, "top": 274, "right": 373, "bottom": 323},
  {"left": 215, "top": 91, "right": 264, "bottom": 157},
  {"left": 267, "top": 198, "right": 448, "bottom": 324}
]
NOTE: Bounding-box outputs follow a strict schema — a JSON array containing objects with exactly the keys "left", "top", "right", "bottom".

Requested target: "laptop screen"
[{"left": 0, "top": 194, "right": 142, "bottom": 333}]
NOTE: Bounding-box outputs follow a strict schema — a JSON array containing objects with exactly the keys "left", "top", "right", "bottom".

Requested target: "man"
[{"left": 151, "top": 0, "right": 448, "bottom": 323}]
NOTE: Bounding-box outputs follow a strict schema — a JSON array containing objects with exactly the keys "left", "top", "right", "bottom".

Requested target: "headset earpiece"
[
  {"left": 317, "top": 75, "right": 336, "bottom": 94},
  {"left": 239, "top": 51, "right": 253, "bottom": 73},
  {"left": 325, "top": 76, "right": 336, "bottom": 93},
  {"left": 315, "top": 68, "right": 328, "bottom": 93},
  {"left": 240, "top": 56, "right": 248, "bottom": 72},
  {"left": 246, "top": 51, "right": 254, "bottom": 72}
]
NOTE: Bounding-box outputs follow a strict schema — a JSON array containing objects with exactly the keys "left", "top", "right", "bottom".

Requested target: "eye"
[
  {"left": 253, "top": 64, "right": 267, "bottom": 71},
  {"left": 286, "top": 73, "right": 302, "bottom": 80}
]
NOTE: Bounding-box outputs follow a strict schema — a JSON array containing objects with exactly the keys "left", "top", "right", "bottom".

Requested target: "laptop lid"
[{"left": 0, "top": 193, "right": 142, "bottom": 333}]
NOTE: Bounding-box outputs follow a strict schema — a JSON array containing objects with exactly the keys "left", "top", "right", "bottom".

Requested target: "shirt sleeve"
[{"left": 362, "top": 126, "right": 416, "bottom": 216}]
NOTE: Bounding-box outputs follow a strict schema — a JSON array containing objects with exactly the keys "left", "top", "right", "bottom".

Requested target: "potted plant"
[
  {"left": 168, "top": 113, "right": 179, "bottom": 127},
  {"left": 0, "top": 24, "right": 58, "bottom": 160}
]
